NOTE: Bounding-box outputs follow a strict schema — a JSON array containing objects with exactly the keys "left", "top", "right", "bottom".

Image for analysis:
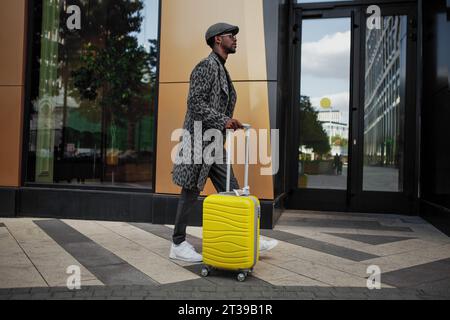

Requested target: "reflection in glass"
[
  {"left": 298, "top": 18, "right": 351, "bottom": 190},
  {"left": 363, "top": 16, "right": 407, "bottom": 192},
  {"left": 28, "top": 0, "right": 159, "bottom": 188}
]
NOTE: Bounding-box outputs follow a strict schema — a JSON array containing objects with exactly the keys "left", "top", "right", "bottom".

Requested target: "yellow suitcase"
[{"left": 201, "top": 125, "right": 260, "bottom": 282}]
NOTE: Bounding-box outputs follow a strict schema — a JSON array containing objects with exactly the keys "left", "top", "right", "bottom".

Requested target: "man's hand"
[{"left": 225, "top": 119, "right": 244, "bottom": 130}]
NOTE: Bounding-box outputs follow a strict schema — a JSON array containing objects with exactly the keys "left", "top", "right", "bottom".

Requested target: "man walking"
[{"left": 170, "top": 23, "right": 278, "bottom": 262}]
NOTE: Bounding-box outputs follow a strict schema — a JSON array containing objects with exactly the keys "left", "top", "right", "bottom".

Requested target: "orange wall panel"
[
  {"left": 0, "top": 0, "right": 26, "bottom": 187},
  {"left": 0, "top": 87, "right": 24, "bottom": 187},
  {"left": 159, "top": 0, "right": 268, "bottom": 82},
  {"left": 0, "top": 0, "right": 26, "bottom": 86}
]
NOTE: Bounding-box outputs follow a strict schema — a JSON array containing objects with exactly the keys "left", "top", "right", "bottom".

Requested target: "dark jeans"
[{"left": 172, "top": 162, "right": 240, "bottom": 245}]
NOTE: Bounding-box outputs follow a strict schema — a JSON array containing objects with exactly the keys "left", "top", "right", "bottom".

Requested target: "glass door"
[
  {"left": 298, "top": 17, "right": 351, "bottom": 192},
  {"left": 351, "top": 4, "right": 418, "bottom": 214},
  {"left": 289, "top": 7, "right": 355, "bottom": 211},
  {"left": 288, "top": 3, "right": 418, "bottom": 214}
]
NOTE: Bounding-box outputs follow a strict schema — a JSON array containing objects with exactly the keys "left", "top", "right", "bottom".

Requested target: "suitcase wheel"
[
  {"left": 201, "top": 266, "right": 210, "bottom": 277},
  {"left": 237, "top": 272, "right": 248, "bottom": 282}
]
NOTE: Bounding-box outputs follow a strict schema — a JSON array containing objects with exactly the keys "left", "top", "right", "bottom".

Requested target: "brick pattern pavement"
[
  {"left": 1, "top": 211, "right": 450, "bottom": 300},
  {"left": 1, "top": 284, "right": 449, "bottom": 300}
]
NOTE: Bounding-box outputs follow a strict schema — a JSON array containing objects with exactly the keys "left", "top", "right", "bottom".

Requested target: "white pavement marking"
[
  {"left": 63, "top": 220, "right": 200, "bottom": 284},
  {"left": 276, "top": 225, "right": 373, "bottom": 251},
  {"left": 277, "top": 212, "right": 450, "bottom": 245},
  {"left": 275, "top": 224, "right": 450, "bottom": 279},
  {"left": 360, "top": 238, "right": 446, "bottom": 257},
  {"left": 0, "top": 225, "right": 47, "bottom": 288},
  {"left": 263, "top": 240, "right": 373, "bottom": 279},
  {"left": 277, "top": 225, "right": 446, "bottom": 257},
  {"left": 277, "top": 225, "right": 417, "bottom": 238},
  {"left": 280, "top": 258, "right": 376, "bottom": 288},
  {"left": 3, "top": 219, "right": 102, "bottom": 287},
  {"left": 253, "top": 261, "right": 330, "bottom": 287}
]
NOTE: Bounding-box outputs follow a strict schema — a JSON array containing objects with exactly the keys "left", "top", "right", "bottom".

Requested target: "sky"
[
  {"left": 300, "top": 18, "right": 351, "bottom": 125},
  {"left": 136, "top": 0, "right": 159, "bottom": 52}
]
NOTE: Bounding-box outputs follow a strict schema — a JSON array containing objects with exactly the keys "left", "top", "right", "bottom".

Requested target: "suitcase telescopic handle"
[{"left": 226, "top": 124, "right": 251, "bottom": 195}]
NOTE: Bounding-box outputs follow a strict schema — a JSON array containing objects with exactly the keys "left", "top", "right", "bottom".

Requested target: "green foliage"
[
  {"left": 71, "top": 0, "right": 157, "bottom": 149},
  {"left": 331, "top": 135, "right": 348, "bottom": 148},
  {"left": 299, "top": 96, "right": 331, "bottom": 155}
]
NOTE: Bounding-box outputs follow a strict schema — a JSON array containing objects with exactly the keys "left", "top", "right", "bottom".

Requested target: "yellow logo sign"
[{"left": 320, "top": 98, "right": 332, "bottom": 109}]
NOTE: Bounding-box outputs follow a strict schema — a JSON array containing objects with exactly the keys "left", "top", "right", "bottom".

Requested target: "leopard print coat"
[{"left": 172, "top": 52, "right": 237, "bottom": 191}]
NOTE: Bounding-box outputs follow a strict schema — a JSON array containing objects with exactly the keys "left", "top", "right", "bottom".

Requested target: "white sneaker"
[
  {"left": 259, "top": 237, "right": 278, "bottom": 253},
  {"left": 169, "top": 241, "right": 203, "bottom": 263}
]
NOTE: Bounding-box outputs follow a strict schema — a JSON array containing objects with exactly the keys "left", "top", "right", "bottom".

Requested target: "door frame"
[{"left": 286, "top": 1, "right": 418, "bottom": 214}]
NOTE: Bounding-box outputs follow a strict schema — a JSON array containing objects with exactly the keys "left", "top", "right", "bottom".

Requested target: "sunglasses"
[{"left": 219, "top": 33, "right": 237, "bottom": 40}]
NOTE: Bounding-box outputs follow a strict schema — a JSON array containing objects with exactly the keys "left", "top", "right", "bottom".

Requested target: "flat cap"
[{"left": 205, "top": 22, "right": 239, "bottom": 43}]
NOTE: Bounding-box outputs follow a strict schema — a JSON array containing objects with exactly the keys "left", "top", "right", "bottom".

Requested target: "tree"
[
  {"left": 299, "top": 96, "right": 331, "bottom": 156},
  {"left": 331, "top": 135, "right": 348, "bottom": 148},
  {"left": 71, "top": 0, "right": 157, "bottom": 152}
]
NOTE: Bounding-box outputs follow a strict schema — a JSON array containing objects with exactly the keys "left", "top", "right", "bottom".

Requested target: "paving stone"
[
  {"left": 10, "top": 294, "right": 34, "bottom": 300},
  {"left": 30, "top": 287, "right": 51, "bottom": 294},
  {"left": 131, "top": 223, "right": 199, "bottom": 249},
  {"left": 35, "top": 220, "right": 158, "bottom": 286},
  {"left": 261, "top": 230, "right": 378, "bottom": 261},
  {"left": 326, "top": 233, "right": 415, "bottom": 245},
  {"left": 7, "top": 288, "right": 31, "bottom": 294},
  {"left": 2, "top": 214, "right": 450, "bottom": 300},
  {"left": 93, "top": 290, "right": 113, "bottom": 297},
  {"left": 131, "top": 290, "right": 150, "bottom": 296},
  {"left": 261, "top": 230, "right": 299, "bottom": 241},
  {"left": 312, "top": 290, "right": 336, "bottom": 298},
  {"left": 30, "top": 293, "right": 53, "bottom": 300},
  {"left": 111, "top": 290, "right": 132, "bottom": 297},
  {"left": 295, "top": 292, "right": 316, "bottom": 299},
  {"left": 382, "top": 259, "right": 450, "bottom": 288},
  {"left": 331, "top": 293, "right": 368, "bottom": 300},
  {"left": 277, "top": 217, "right": 413, "bottom": 232},
  {"left": 226, "top": 292, "right": 245, "bottom": 298},
  {"left": 51, "top": 292, "right": 75, "bottom": 299},
  {"left": 125, "top": 296, "right": 144, "bottom": 300},
  {"left": 73, "top": 291, "right": 94, "bottom": 298}
]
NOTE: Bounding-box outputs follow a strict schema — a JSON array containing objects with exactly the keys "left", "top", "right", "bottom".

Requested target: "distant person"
[{"left": 334, "top": 154, "right": 343, "bottom": 175}]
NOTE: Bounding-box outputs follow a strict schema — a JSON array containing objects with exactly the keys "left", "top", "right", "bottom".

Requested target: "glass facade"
[
  {"left": 27, "top": 0, "right": 159, "bottom": 188},
  {"left": 363, "top": 16, "right": 407, "bottom": 192}
]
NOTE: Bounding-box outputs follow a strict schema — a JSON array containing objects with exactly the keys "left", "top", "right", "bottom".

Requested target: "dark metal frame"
[
  {"left": 21, "top": 0, "right": 163, "bottom": 194},
  {"left": 286, "top": 0, "right": 419, "bottom": 214}
]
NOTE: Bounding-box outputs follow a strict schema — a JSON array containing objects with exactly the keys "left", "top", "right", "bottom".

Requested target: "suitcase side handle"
[{"left": 226, "top": 124, "right": 251, "bottom": 196}]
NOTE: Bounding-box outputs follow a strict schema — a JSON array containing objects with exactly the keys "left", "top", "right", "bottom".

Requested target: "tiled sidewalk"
[{"left": 1, "top": 211, "right": 450, "bottom": 300}]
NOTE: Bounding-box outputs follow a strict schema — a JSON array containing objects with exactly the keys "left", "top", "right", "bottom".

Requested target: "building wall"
[
  {"left": 0, "top": 0, "right": 280, "bottom": 226},
  {"left": 421, "top": 0, "right": 450, "bottom": 216},
  {"left": 0, "top": 0, "right": 280, "bottom": 199},
  {"left": 156, "top": 0, "right": 275, "bottom": 200},
  {"left": 0, "top": 0, "right": 27, "bottom": 187}
]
